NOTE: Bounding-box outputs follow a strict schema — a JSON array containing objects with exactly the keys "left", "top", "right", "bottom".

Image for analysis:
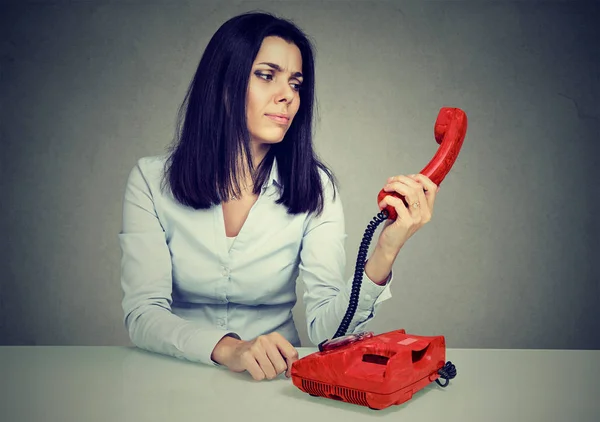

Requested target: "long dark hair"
[{"left": 162, "top": 11, "right": 337, "bottom": 216}]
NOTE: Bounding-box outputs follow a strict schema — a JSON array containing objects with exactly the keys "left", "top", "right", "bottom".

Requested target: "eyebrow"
[{"left": 257, "top": 62, "right": 303, "bottom": 79}]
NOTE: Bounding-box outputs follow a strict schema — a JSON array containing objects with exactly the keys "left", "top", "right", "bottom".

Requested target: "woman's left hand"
[{"left": 376, "top": 174, "right": 439, "bottom": 257}]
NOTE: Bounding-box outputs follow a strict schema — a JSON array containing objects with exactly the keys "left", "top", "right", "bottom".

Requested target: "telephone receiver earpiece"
[{"left": 377, "top": 107, "right": 468, "bottom": 220}]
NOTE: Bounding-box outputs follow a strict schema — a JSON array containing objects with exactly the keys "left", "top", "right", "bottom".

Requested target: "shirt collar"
[{"left": 262, "top": 156, "right": 282, "bottom": 190}]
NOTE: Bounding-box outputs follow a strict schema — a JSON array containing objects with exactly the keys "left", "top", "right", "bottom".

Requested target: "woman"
[{"left": 119, "top": 11, "right": 439, "bottom": 381}]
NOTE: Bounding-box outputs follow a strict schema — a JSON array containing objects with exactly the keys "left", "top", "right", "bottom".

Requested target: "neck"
[
  {"left": 250, "top": 142, "right": 270, "bottom": 168},
  {"left": 234, "top": 142, "right": 270, "bottom": 196}
]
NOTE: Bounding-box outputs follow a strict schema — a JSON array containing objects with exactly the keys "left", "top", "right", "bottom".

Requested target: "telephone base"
[{"left": 290, "top": 329, "right": 451, "bottom": 410}]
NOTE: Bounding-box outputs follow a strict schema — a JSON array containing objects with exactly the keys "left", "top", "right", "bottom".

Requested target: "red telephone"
[
  {"left": 291, "top": 330, "right": 452, "bottom": 410},
  {"left": 377, "top": 106, "right": 468, "bottom": 220},
  {"left": 290, "top": 107, "right": 467, "bottom": 410}
]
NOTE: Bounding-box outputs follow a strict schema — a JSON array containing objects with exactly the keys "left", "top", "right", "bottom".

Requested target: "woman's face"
[{"left": 246, "top": 36, "right": 303, "bottom": 150}]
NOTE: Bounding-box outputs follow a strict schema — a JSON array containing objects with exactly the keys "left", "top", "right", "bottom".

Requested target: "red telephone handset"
[{"left": 377, "top": 107, "right": 468, "bottom": 220}]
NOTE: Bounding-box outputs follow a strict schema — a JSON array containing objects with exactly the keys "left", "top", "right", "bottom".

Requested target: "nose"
[{"left": 275, "top": 81, "right": 295, "bottom": 104}]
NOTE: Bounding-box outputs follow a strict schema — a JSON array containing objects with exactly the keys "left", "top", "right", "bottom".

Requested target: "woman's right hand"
[{"left": 211, "top": 332, "right": 299, "bottom": 380}]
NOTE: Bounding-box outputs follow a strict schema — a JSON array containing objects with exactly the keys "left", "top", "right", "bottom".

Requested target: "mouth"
[{"left": 265, "top": 114, "right": 290, "bottom": 124}]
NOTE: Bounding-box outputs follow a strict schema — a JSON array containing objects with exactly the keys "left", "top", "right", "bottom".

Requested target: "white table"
[{"left": 1, "top": 346, "right": 598, "bottom": 422}]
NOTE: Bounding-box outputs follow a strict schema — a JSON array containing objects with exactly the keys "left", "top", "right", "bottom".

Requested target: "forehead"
[{"left": 253, "top": 36, "right": 302, "bottom": 71}]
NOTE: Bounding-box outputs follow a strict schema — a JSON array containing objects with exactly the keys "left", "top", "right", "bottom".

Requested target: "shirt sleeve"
[
  {"left": 299, "top": 172, "right": 394, "bottom": 346},
  {"left": 119, "top": 159, "right": 239, "bottom": 366}
]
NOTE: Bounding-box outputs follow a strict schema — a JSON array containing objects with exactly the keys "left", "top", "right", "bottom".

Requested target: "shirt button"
[
  {"left": 221, "top": 267, "right": 229, "bottom": 277},
  {"left": 364, "top": 294, "right": 372, "bottom": 301}
]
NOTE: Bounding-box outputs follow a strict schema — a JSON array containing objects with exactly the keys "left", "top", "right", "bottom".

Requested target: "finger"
[
  {"left": 285, "top": 361, "right": 294, "bottom": 378},
  {"left": 269, "top": 332, "right": 299, "bottom": 378},
  {"left": 390, "top": 174, "right": 436, "bottom": 204},
  {"left": 386, "top": 175, "right": 426, "bottom": 205},
  {"left": 253, "top": 350, "right": 277, "bottom": 380},
  {"left": 383, "top": 182, "right": 419, "bottom": 208},
  {"left": 413, "top": 185, "right": 428, "bottom": 221},
  {"left": 387, "top": 175, "right": 423, "bottom": 192},
  {"left": 408, "top": 174, "right": 437, "bottom": 211},
  {"left": 242, "top": 354, "right": 266, "bottom": 381},
  {"left": 279, "top": 345, "right": 299, "bottom": 378},
  {"left": 379, "top": 194, "right": 411, "bottom": 222},
  {"left": 406, "top": 176, "right": 428, "bottom": 215},
  {"left": 252, "top": 338, "right": 277, "bottom": 380},
  {"left": 409, "top": 173, "right": 436, "bottom": 189},
  {"left": 264, "top": 343, "right": 288, "bottom": 377}
]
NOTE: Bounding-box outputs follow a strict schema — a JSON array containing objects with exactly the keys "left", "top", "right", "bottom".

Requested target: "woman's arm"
[
  {"left": 300, "top": 171, "right": 439, "bottom": 346},
  {"left": 119, "top": 159, "right": 239, "bottom": 366},
  {"left": 299, "top": 172, "right": 394, "bottom": 346},
  {"left": 365, "top": 247, "right": 395, "bottom": 285}
]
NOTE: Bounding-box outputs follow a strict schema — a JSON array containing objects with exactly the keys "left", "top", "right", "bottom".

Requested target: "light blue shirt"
[{"left": 119, "top": 155, "right": 393, "bottom": 366}]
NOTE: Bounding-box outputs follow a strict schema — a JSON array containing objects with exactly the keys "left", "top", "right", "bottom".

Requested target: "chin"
[
  {"left": 255, "top": 129, "right": 288, "bottom": 144},
  {"left": 259, "top": 137, "right": 285, "bottom": 145}
]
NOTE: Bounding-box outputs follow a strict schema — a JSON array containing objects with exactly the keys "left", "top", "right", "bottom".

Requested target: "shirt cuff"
[
  {"left": 183, "top": 329, "right": 241, "bottom": 367},
  {"left": 359, "top": 269, "right": 394, "bottom": 308}
]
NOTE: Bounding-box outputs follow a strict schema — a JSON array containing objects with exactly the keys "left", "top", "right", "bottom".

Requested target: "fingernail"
[{"left": 387, "top": 177, "right": 392, "bottom": 183}]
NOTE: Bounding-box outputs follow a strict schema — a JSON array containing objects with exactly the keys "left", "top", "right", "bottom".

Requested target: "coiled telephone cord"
[
  {"left": 332, "top": 209, "right": 458, "bottom": 388},
  {"left": 333, "top": 209, "right": 389, "bottom": 339},
  {"left": 435, "top": 361, "right": 457, "bottom": 387}
]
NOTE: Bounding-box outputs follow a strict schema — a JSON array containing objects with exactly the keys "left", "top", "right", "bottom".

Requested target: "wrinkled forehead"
[{"left": 253, "top": 36, "right": 303, "bottom": 76}]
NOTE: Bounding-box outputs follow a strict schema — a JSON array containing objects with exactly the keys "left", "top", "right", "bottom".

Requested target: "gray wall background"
[{"left": 1, "top": 0, "right": 598, "bottom": 350}]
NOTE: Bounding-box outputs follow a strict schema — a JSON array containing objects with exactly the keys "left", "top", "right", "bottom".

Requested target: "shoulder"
[
  {"left": 125, "top": 154, "right": 170, "bottom": 195},
  {"left": 129, "top": 154, "right": 168, "bottom": 179},
  {"left": 302, "top": 165, "right": 344, "bottom": 231},
  {"left": 134, "top": 154, "right": 168, "bottom": 176},
  {"left": 305, "top": 164, "right": 342, "bottom": 222},
  {"left": 316, "top": 164, "right": 340, "bottom": 203}
]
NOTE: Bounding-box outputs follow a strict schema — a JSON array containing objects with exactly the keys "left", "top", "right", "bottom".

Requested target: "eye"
[
  {"left": 255, "top": 71, "right": 303, "bottom": 92},
  {"left": 255, "top": 71, "right": 273, "bottom": 81}
]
